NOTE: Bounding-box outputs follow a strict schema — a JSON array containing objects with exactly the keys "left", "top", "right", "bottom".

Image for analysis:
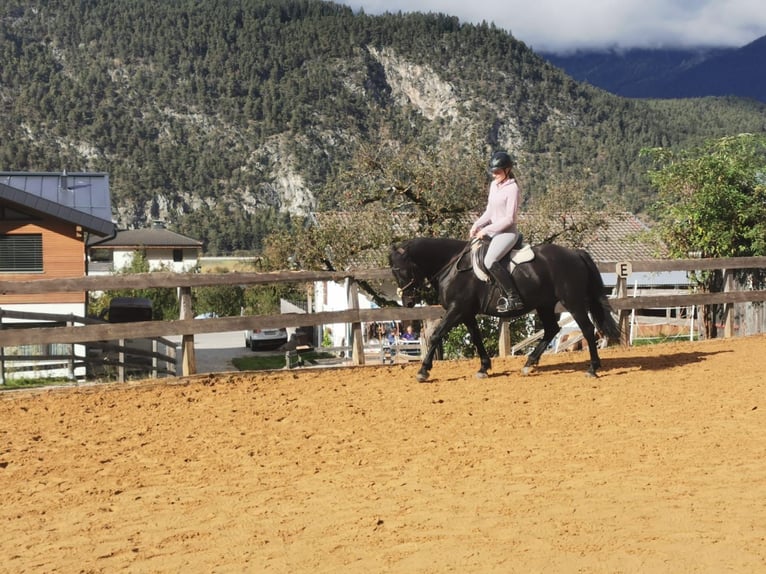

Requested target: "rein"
[
  {"left": 437, "top": 240, "right": 474, "bottom": 278},
  {"left": 395, "top": 239, "right": 474, "bottom": 298},
  {"left": 420, "top": 240, "right": 473, "bottom": 287}
]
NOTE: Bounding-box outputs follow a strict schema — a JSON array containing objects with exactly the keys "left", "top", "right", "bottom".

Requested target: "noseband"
[{"left": 396, "top": 276, "right": 418, "bottom": 296}]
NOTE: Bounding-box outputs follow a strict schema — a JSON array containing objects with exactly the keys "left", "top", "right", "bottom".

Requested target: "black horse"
[{"left": 389, "top": 237, "right": 621, "bottom": 381}]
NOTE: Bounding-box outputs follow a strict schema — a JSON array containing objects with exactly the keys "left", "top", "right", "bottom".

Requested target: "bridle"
[
  {"left": 395, "top": 276, "right": 418, "bottom": 297},
  {"left": 391, "top": 245, "right": 429, "bottom": 299},
  {"left": 391, "top": 264, "right": 420, "bottom": 297},
  {"left": 391, "top": 240, "right": 476, "bottom": 298},
  {"left": 392, "top": 242, "right": 468, "bottom": 300}
]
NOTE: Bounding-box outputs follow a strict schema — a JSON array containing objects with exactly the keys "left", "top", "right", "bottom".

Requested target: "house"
[
  {"left": 0, "top": 172, "right": 115, "bottom": 314},
  {"left": 313, "top": 278, "right": 388, "bottom": 350},
  {"left": 87, "top": 221, "right": 203, "bottom": 275},
  {"left": 0, "top": 171, "right": 116, "bottom": 379},
  {"left": 580, "top": 212, "right": 687, "bottom": 290}
]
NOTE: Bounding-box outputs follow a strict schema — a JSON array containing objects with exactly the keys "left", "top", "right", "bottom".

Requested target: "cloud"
[{"left": 338, "top": 0, "right": 766, "bottom": 52}]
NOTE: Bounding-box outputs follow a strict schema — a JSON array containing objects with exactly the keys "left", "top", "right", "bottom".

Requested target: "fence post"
[
  {"left": 723, "top": 269, "right": 734, "bottom": 338},
  {"left": 118, "top": 339, "right": 126, "bottom": 383},
  {"left": 168, "top": 342, "right": 177, "bottom": 376},
  {"left": 347, "top": 279, "right": 365, "bottom": 366},
  {"left": 615, "top": 275, "right": 630, "bottom": 347},
  {"left": 179, "top": 286, "right": 196, "bottom": 376},
  {"left": 0, "top": 309, "right": 4, "bottom": 385},
  {"left": 498, "top": 319, "right": 511, "bottom": 357},
  {"left": 67, "top": 316, "right": 75, "bottom": 381},
  {"left": 152, "top": 339, "right": 159, "bottom": 378}
]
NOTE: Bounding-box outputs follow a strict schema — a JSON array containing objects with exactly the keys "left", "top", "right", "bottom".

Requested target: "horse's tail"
[{"left": 579, "top": 250, "right": 621, "bottom": 340}]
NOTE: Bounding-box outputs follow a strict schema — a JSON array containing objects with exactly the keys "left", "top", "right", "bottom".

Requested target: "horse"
[{"left": 389, "top": 237, "right": 621, "bottom": 382}]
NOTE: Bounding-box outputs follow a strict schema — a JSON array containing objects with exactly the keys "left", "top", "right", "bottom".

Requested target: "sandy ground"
[{"left": 1, "top": 335, "right": 765, "bottom": 573}]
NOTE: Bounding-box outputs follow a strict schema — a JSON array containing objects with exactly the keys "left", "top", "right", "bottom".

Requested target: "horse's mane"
[
  {"left": 402, "top": 237, "right": 469, "bottom": 279},
  {"left": 405, "top": 237, "right": 466, "bottom": 258}
]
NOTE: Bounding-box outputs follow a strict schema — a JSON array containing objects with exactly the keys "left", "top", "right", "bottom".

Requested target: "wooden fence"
[
  {"left": 0, "top": 308, "right": 177, "bottom": 383},
  {"left": 0, "top": 256, "right": 764, "bottom": 379}
]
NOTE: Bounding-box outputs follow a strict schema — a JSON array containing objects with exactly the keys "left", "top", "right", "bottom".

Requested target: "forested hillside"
[{"left": 2, "top": 0, "right": 765, "bottom": 254}]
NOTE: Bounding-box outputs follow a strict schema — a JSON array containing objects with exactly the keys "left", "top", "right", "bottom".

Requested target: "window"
[
  {"left": 89, "top": 248, "right": 113, "bottom": 262},
  {"left": 2, "top": 322, "right": 68, "bottom": 357},
  {"left": 0, "top": 234, "right": 43, "bottom": 273},
  {"left": 173, "top": 249, "right": 183, "bottom": 262}
]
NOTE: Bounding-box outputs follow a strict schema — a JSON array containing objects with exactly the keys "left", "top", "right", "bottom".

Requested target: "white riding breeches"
[{"left": 484, "top": 232, "right": 518, "bottom": 268}]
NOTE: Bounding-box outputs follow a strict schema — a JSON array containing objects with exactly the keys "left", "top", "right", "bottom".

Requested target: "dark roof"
[
  {"left": 0, "top": 172, "right": 115, "bottom": 236},
  {"left": 88, "top": 227, "right": 203, "bottom": 249},
  {"left": 581, "top": 213, "right": 666, "bottom": 261}
]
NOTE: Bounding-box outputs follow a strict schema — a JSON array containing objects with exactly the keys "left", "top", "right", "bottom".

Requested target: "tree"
[
  {"left": 331, "top": 137, "right": 489, "bottom": 239},
  {"left": 193, "top": 282, "right": 245, "bottom": 317},
  {"left": 264, "top": 139, "right": 618, "bottom": 357},
  {"left": 89, "top": 251, "right": 180, "bottom": 321},
  {"left": 268, "top": 137, "right": 619, "bottom": 278},
  {"left": 242, "top": 283, "right": 305, "bottom": 315},
  {"left": 522, "top": 172, "right": 619, "bottom": 247},
  {"left": 642, "top": 133, "right": 766, "bottom": 337},
  {"left": 264, "top": 136, "right": 489, "bottom": 306}
]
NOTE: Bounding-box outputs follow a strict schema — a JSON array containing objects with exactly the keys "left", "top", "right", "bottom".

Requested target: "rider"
[{"left": 469, "top": 150, "right": 524, "bottom": 312}]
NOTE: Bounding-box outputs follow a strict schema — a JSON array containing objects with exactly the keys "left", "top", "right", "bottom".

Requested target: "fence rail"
[
  {"left": 0, "top": 309, "right": 177, "bottom": 383},
  {"left": 1, "top": 255, "right": 764, "bottom": 378}
]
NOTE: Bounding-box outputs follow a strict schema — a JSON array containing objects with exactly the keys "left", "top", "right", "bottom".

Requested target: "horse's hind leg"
[
  {"left": 569, "top": 309, "right": 601, "bottom": 377},
  {"left": 464, "top": 315, "right": 491, "bottom": 379},
  {"left": 522, "top": 307, "right": 560, "bottom": 376},
  {"left": 416, "top": 306, "right": 461, "bottom": 382}
]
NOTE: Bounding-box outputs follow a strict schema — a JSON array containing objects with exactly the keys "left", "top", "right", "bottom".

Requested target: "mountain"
[
  {"left": 541, "top": 35, "right": 766, "bottom": 102},
  {"left": 2, "top": 0, "right": 766, "bottom": 255}
]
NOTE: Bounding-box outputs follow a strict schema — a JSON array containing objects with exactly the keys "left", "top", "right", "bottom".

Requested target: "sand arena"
[{"left": 1, "top": 335, "right": 764, "bottom": 573}]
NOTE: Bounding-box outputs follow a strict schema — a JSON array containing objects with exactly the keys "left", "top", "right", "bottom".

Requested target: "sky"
[{"left": 336, "top": 0, "right": 766, "bottom": 53}]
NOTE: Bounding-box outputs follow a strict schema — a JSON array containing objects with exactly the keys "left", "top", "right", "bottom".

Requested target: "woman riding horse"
[{"left": 390, "top": 237, "right": 620, "bottom": 382}]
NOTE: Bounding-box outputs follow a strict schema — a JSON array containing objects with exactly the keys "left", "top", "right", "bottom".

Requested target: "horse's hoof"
[
  {"left": 475, "top": 371, "right": 488, "bottom": 379},
  {"left": 521, "top": 366, "right": 533, "bottom": 376},
  {"left": 416, "top": 372, "right": 430, "bottom": 383},
  {"left": 585, "top": 370, "right": 598, "bottom": 378}
]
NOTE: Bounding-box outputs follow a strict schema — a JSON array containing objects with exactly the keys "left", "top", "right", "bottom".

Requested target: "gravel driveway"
[{"left": 170, "top": 331, "right": 250, "bottom": 374}]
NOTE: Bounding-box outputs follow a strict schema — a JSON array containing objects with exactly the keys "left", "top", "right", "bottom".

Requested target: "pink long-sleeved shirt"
[{"left": 470, "top": 177, "right": 520, "bottom": 237}]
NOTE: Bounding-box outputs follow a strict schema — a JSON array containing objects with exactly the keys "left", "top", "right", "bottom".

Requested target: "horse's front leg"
[
  {"left": 416, "top": 306, "right": 462, "bottom": 383},
  {"left": 463, "top": 315, "right": 491, "bottom": 379}
]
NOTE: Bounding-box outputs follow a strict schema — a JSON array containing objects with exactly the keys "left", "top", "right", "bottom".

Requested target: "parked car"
[
  {"left": 245, "top": 327, "right": 288, "bottom": 351},
  {"left": 100, "top": 297, "right": 153, "bottom": 323}
]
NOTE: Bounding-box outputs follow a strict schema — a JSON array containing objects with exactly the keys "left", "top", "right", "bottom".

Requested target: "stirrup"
[{"left": 497, "top": 296, "right": 523, "bottom": 313}]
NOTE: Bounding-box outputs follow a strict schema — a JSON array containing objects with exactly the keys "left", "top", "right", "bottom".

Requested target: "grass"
[
  {"left": 632, "top": 334, "right": 699, "bottom": 346},
  {"left": 232, "top": 350, "right": 337, "bottom": 371},
  {"left": 1, "top": 350, "right": 339, "bottom": 389},
  {"left": 0, "top": 377, "right": 74, "bottom": 391}
]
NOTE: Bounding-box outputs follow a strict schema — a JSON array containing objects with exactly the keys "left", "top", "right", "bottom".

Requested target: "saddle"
[{"left": 469, "top": 236, "right": 535, "bottom": 282}]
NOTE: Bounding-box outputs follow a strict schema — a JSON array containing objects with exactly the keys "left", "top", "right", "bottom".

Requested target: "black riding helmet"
[{"left": 489, "top": 151, "right": 513, "bottom": 172}]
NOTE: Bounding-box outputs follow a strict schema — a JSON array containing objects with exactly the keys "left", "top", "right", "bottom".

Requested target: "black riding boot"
[{"left": 489, "top": 262, "right": 524, "bottom": 312}]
